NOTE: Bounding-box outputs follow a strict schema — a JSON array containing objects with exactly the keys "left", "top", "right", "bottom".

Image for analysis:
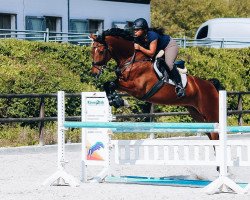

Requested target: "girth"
[{"left": 140, "top": 78, "right": 165, "bottom": 101}]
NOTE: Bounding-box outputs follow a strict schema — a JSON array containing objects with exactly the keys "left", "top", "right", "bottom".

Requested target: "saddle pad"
[{"left": 153, "top": 61, "right": 187, "bottom": 87}]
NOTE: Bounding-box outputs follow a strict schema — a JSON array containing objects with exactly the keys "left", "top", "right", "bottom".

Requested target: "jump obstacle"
[{"left": 43, "top": 91, "right": 250, "bottom": 194}]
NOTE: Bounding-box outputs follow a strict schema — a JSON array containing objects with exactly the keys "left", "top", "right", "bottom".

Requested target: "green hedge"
[
  {"left": 178, "top": 47, "right": 250, "bottom": 91},
  {"left": 0, "top": 39, "right": 96, "bottom": 118},
  {"left": 0, "top": 39, "right": 249, "bottom": 124}
]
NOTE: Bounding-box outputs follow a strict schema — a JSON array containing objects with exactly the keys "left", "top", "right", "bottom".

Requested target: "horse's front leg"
[
  {"left": 103, "top": 81, "right": 125, "bottom": 108},
  {"left": 103, "top": 81, "right": 115, "bottom": 104}
]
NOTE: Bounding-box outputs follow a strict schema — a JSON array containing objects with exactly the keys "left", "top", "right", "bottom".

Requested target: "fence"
[
  {"left": 1, "top": 28, "right": 250, "bottom": 48},
  {"left": 174, "top": 37, "right": 250, "bottom": 48},
  {"left": 0, "top": 91, "right": 250, "bottom": 145},
  {"left": 0, "top": 28, "right": 91, "bottom": 45}
]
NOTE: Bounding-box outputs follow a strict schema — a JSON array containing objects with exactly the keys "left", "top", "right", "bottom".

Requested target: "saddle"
[{"left": 153, "top": 57, "right": 188, "bottom": 87}]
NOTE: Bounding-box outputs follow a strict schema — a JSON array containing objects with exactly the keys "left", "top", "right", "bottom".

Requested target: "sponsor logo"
[{"left": 87, "top": 99, "right": 104, "bottom": 106}]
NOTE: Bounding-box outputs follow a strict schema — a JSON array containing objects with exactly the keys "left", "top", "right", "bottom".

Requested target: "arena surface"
[{"left": 1, "top": 135, "right": 250, "bottom": 200}]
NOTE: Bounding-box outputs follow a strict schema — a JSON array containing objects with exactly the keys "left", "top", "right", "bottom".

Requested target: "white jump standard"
[
  {"left": 43, "top": 91, "right": 80, "bottom": 187},
  {"left": 43, "top": 90, "right": 250, "bottom": 195}
]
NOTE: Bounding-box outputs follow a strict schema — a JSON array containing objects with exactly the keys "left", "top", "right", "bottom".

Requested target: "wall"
[
  {"left": 0, "top": 0, "right": 150, "bottom": 32},
  {"left": 70, "top": 0, "right": 150, "bottom": 29}
]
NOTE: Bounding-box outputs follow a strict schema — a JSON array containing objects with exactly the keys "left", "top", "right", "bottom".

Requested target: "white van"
[{"left": 194, "top": 18, "right": 250, "bottom": 48}]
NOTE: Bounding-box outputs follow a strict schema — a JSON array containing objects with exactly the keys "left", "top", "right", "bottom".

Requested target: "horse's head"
[
  {"left": 90, "top": 29, "right": 135, "bottom": 79},
  {"left": 90, "top": 34, "right": 112, "bottom": 78}
]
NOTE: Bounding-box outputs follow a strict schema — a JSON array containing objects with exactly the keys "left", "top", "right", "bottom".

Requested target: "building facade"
[{"left": 0, "top": 0, "right": 150, "bottom": 34}]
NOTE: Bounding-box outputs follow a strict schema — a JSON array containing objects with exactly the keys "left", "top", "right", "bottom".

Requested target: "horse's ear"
[{"left": 89, "top": 33, "right": 97, "bottom": 40}]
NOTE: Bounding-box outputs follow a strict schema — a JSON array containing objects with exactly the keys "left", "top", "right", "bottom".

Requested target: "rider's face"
[{"left": 134, "top": 29, "right": 144, "bottom": 37}]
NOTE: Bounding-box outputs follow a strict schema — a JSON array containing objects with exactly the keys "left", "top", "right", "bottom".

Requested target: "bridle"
[{"left": 92, "top": 43, "right": 111, "bottom": 77}]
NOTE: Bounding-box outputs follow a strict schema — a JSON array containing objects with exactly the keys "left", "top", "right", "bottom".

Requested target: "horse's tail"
[{"left": 209, "top": 78, "right": 225, "bottom": 92}]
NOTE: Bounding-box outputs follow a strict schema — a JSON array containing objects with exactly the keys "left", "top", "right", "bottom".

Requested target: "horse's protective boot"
[{"left": 169, "top": 67, "right": 186, "bottom": 98}]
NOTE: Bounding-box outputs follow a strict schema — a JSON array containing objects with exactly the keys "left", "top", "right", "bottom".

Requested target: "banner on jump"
[{"left": 81, "top": 92, "right": 112, "bottom": 166}]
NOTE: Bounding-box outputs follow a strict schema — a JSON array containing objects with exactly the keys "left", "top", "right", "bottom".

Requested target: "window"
[
  {"left": 0, "top": 13, "right": 16, "bottom": 38},
  {"left": 26, "top": 16, "right": 62, "bottom": 40},
  {"left": 26, "top": 16, "right": 45, "bottom": 40},
  {"left": 196, "top": 25, "right": 208, "bottom": 39},
  {"left": 0, "top": 14, "right": 11, "bottom": 29},
  {"left": 70, "top": 20, "right": 88, "bottom": 33},
  {"left": 26, "top": 16, "right": 45, "bottom": 31},
  {"left": 112, "top": 21, "right": 133, "bottom": 34},
  {"left": 88, "top": 19, "right": 104, "bottom": 34},
  {"left": 126, "top": 21, "right": 133, "bottom": 28},
  {"left": 45, "top": 16, "right": 62, "bottom": 40},
  {"left": 69, "top": 19, "right": 89, "bottom": 44},
  {"left": 112, "top": 21, "right": 132, "bottom": 29},
  {"left": 112, "top": 22, "right": 127, "bottom": 29},
  {"left": 46, "top": 17, "right": 61, "bottom": 32}
]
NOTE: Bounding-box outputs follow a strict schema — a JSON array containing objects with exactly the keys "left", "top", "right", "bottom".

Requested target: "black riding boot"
[{"left": 169, "top": 67, "right": 185, "bottom": 98}]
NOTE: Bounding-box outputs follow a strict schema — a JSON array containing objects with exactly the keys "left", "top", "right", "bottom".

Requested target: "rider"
[{"left": 133, "top": 18, "right": 185, "bottom": 98}]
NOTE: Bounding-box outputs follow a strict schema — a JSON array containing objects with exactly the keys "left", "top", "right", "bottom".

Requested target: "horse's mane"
[{"left": 96, "top": 28, "right": 134, "bottom": 43}]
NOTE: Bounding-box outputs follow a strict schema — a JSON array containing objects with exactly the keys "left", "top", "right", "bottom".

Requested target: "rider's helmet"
[{"left": 133, "top": 18, "right": 149, "bottom": 30}]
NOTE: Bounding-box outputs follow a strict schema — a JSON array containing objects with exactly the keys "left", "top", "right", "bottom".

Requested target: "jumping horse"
[{"left": 90, "top": 28, "right": 223, "bottom": 141}]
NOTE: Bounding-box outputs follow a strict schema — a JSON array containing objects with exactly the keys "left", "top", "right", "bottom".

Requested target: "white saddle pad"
[{"left": 153, "top": 61, "right": 187, "bottom": 87}]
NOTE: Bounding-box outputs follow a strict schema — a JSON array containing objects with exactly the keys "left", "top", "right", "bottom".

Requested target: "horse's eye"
[{"left": 99, "top": 50, "right": 104, "bottom": 55}]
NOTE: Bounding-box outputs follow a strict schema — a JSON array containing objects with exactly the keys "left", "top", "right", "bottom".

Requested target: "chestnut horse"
[{"left": 90, "top": 28, "right": 223, "bottom": 140}]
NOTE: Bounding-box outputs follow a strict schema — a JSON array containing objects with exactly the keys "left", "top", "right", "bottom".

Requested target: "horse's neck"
[
  {"left": 116, "top": 51, "right": 152, "bottom": 69},
  {"left": 135, "top": 51, "right": 151, "bottom": 61},
  {"left": 106, "top": 36, "right": 134, "bottom": 65}
]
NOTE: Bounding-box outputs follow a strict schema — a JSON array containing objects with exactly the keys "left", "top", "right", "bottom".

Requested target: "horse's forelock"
[
  {"left": 94, "top": 28, "right": 133, "bottom": 46},
  {"left": 95, "top": 35, "right": 105, "bottom": 44}
]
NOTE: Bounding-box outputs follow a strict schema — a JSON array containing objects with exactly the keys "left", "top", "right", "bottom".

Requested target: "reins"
[
  {"left": 117, "top": 51, "right": 152, "bottom": 77},
  {"left": 117, "top": 51, "right": 165, "bottom": 101}
]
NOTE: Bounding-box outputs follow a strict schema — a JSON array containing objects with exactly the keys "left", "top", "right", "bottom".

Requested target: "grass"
[{"left": 0, "top": 124, "right": 39, "bottom": 147}]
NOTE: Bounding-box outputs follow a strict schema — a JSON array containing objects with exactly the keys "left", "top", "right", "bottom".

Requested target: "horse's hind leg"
[
  {"left": 198, "top": 99, "right": 219, "bottom": 140},
  {"left": 201, "top": 105, "right": 219, "bottom": 140},
  {"left": 186, "top": 106, "right": 219, "bottom": 171},
  {"left": 185, "top": 106, "right": 218, "bottom": 140},
  {"left": 185, "top": 106, "right": 205, "bottom": 122}
]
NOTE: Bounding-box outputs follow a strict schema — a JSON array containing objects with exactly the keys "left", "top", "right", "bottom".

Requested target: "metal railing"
[
  {"left": 174, "top": 38, "right": 250, "bottom": 48},
  {"left": 1, "top": 28, "right": 250, "bottom": 48},
  {"left": 0, "top": 28, "right": 92, "bottom": 45},
  {"left": 0, "top": 92, "right": 250, "bottom": 145}
]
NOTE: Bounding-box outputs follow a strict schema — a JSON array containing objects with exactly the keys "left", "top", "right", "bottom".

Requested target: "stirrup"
[{"left": 176, "top": 86, "right": 185, "bottom": 98}]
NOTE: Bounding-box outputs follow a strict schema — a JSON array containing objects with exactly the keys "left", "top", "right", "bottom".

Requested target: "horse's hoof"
[
  {"left": 108, "top": 100, "right": 114, "bottom": 106},
  {"left": 113, "top": 97, "right": 125, "bottom": 108}
]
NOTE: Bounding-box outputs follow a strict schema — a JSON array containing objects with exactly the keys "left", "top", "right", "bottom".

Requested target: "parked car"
[{"left": 194, "top": 18, "right": 250, "bottom": 48}]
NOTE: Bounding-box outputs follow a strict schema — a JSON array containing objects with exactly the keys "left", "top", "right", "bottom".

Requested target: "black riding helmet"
[{"left": 133, "top": 18, "right": 149, "bottom": 30}]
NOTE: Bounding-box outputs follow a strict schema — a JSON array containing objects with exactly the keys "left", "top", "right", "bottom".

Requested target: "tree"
[{"left": 151, "top": 0, "right": 250, "bottom": 38}]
